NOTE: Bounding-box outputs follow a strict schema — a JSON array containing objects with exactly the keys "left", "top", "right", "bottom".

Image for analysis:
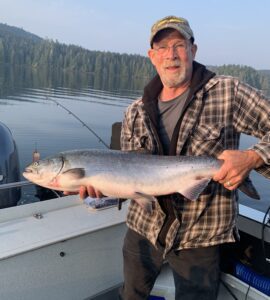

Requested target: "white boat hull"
[{"left": 0, "top": 196, "right": 128, "bottom": 300}]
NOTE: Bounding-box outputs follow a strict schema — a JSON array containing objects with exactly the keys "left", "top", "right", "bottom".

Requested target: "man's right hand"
[
  {"left": 63, "top": 185, "right": 104, "bottom": 199},
  {"left": 79, "top": 186, "right": 104, "bottom": 199}
]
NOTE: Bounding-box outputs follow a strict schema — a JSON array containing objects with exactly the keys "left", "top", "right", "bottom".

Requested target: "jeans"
[{"left": 119, "top": 229, "right": 220, "bottom": 300}]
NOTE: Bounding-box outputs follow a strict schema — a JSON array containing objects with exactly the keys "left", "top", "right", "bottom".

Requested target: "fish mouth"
[
  {"left": 22, "top": 170, "right": 35, "bottom": 181},
  {"left": 24, "top": 168, "right": 33, "bottom": 174},
  {"left": 22, "top": 168, "right": 36, "bottom": 180}
]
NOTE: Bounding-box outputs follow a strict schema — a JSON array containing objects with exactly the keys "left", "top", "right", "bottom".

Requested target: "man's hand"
[
  {"left": 63, "top": 186, "right": 104, "bottom": 199},
  {"left": 78, "top": 186, "right": 104, "bottom": 199},
  {"left": 213, "top": 150, "right": 264, "bottom": 190}
]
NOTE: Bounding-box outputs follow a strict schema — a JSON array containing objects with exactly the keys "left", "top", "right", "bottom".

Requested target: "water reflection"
[{"left": 0, "top": 64, "right": 147, "bottom": 99}]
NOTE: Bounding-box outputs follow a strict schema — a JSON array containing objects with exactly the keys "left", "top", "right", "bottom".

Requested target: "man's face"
[{"left": 148, "top": 30, "right": 197, "bottom": 88}]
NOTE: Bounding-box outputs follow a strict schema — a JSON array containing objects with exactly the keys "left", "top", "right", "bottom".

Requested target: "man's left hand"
[{"left": 213, "top": 150, "right": 264, "bottom": 190}]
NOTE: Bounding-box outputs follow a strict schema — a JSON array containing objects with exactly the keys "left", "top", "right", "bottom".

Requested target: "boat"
[
  {"left": 0, "top": 194, "right": 269, "bottom": 300},
  {"left": 0, "top": 122, "right": 269, "bottom": 299}
]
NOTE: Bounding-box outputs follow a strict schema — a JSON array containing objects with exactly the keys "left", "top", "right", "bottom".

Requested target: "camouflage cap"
[{"left": 150, "top": 16, "right": 194, "bottom": 47}]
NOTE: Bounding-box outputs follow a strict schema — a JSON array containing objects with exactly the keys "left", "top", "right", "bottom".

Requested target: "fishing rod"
[
  {"left": 46, "top": 96, "right": 125, "bottom": 209},
  {"left": 46, "top": 96, "right": 110, "bottom": 149}
]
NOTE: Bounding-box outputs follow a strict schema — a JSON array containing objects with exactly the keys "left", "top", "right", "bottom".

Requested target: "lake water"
[
  {"left": 0, "top": 67, "right": 269, "bottom": 212},
  {"left": 0, "top": 83, "right": 140, "bottom": 204}
]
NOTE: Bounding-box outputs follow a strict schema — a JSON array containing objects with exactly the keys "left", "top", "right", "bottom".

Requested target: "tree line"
[
  {"left": 208, "top": 65, "right": 270, "bottom": 95},
  {"left": 0, "top": 23, "right": 155, "bottom": 80},
  {"left": 0, "top": 22, "right": 270, "bottom": 95}
]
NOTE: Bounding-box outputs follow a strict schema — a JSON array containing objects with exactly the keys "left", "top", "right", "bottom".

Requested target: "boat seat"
[{"left": 110, "top": 122, "right": 122, "bottom": 150}]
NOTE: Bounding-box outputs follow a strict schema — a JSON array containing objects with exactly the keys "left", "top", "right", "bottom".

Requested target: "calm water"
[
  {"left": 0, "top": 67, "right": 269, "bottom": 212},
  {"left": 0, "top": 85, "right": 140, "bottom": 204}
]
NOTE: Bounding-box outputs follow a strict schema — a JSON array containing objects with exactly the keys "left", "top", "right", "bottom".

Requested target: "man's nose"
[{"left": 164, "top": 46, "right": 178, "bottom": 59}]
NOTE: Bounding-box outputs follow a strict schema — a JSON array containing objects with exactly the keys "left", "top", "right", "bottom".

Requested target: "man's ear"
[
  {"left": 191, "top": 44, "right": 198, "bottom": 59},
  {"left": 148, "top": 49, "right": 156, "bottom": 65}
]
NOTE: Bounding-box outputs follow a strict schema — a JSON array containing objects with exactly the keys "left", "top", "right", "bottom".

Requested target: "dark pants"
[{"left": 119, "top": 229, "right": 220, "bottom": 300}]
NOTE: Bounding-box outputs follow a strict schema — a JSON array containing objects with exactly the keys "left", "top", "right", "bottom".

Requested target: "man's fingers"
[
  {"left": 77, "top": 185, "right": 105, "bottom": 199},
  {"left": 212, "top": 171, "right": 227, "bottom": 182},
  {"left": 212, "top": 164, "right": 228, "bottom": 182},
  {"left": 79, "top": 186, "right": 88, "bottom": 199},
  {"left": 63, "top": 191, "right": 79, "bottom": 196},
  {"left": 214, "top": 174, "right": 242, "bottom": 190},
  {"left": 223, "top": 180, "right": 239, "bottom": 190},
  {"left": 63, "top": 186, "right": 104, "bottom": 199},
  {"left": 96, "top": 190, "right": 104, "bottom": 198}
]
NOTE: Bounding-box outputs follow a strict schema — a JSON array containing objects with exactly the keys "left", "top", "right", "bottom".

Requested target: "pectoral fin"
[
  {"left": 178, "top": 178, "right": 211, "bottom": 201},
  {"left": 62, "top": 168, "right": 85, "bottom": 179},
  {"left": 133, "top": 192, "right": 157, "bottom": 214}
]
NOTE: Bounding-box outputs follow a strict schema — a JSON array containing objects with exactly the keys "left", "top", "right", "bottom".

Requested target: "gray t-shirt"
[{"left": 158, "top": 88, "right": 190, "bottom": 154}]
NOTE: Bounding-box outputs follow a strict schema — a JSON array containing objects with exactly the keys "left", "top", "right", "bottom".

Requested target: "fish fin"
[
  {"left": 133, "top": 192, "right": 157, "bottom": 214},
  {"left": 62, "top": 168, "right": 85, "bottom": 179},
  {"left": 178, "top": 178, "right": 211, "bottom": 201},
  {"left": 238, "top": 177, "right": 260, "bottom": 200}
]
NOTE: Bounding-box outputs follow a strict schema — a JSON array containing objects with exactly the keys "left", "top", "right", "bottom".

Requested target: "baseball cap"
[{"left": 150, "top": 16, "right": 194, "bottom": 47}]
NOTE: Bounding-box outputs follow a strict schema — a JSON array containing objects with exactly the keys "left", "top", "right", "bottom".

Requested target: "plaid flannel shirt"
[{"left": 120, "top": 62, "right": 270, "bottom": 254}]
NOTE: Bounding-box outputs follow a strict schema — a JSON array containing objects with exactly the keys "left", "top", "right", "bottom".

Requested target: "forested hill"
[
  {"left": 208, "top": 65, "right": 270, "bottom": 94},
  {"left": 0, "top": 22, "right": 155, "bottom": 79},
  {"left": 0, "top": 23, "right": 41, "bottom": 42},
  {"left": 0, "top": 22, "right": 270, "bottom": 94}
]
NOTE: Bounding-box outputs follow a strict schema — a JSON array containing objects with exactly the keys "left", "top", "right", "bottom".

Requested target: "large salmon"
[{"left": 23, "top": 149, "right": 259, "bottom": 213}]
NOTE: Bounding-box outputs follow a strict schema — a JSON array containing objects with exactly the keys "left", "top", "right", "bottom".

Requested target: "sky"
[{"left": 0, "top": 0, "right": 269, "bottom": 70}]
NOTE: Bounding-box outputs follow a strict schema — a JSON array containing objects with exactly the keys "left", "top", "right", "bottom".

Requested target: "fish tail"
[{"left": 239, "top": 177, "right": 260, "bottom": 200}]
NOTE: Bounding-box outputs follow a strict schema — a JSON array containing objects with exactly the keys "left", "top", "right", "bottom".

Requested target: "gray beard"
[{"left": 161, "top": 71, "right": 187, "bottom": 88}]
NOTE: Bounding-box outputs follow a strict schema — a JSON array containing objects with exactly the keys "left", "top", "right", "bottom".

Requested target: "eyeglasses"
[{"left": 153, "top": 42, "right": 187, "bottom": 56}]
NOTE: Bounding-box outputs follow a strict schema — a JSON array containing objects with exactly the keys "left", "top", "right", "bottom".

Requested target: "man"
[{"left": 80, "top": 16, "right": 270, "bottom": 299}]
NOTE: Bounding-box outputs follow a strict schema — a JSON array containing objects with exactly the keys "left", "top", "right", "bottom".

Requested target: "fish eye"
[{"left": 33, "top": 161, "right": 39, "bottom": 168}]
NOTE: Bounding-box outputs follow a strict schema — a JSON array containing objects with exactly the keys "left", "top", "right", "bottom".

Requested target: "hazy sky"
[{"left": 0, "top": 0, "right": 269, "bottom": 69}]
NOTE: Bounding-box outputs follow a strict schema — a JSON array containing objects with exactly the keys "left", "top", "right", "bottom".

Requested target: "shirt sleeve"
[{"left": 233, "top": 81, "right": 270, "bottom": 178}]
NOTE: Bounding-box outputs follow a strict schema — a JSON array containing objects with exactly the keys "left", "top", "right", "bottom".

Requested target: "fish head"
[{"left": 23, "top": 155, "right": 64, "bottom": 189}]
